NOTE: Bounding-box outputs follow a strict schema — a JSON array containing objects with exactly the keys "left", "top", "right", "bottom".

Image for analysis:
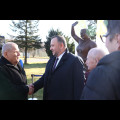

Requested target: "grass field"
[{"left": 23, "top": 58, "right": 48, "bottom": 100}]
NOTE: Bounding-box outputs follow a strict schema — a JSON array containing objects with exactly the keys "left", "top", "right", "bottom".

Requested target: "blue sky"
[{"left": 0, "top": 20, "right": 76, "bottom": 42}]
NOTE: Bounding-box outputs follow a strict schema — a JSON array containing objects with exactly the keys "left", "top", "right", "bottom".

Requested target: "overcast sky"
[{"left": 0, "top": 20, "right": 76, "bottom": 42}]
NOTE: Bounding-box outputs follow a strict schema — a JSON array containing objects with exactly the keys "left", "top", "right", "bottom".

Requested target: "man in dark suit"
[{"left": 29, "top": 35, "right": 85, "bottom": 100}]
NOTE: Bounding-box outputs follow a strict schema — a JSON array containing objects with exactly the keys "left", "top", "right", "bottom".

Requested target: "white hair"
[{"left": 2, "top": 42, "right": 18, "bottom": 56}]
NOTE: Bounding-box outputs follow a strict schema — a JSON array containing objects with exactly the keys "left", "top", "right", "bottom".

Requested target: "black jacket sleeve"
[{"left": 33, "top": 74, "right": 44, "bottom": 93}]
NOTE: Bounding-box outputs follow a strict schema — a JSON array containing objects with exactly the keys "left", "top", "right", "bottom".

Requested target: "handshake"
[{"left": 27, "top": 84, "right": 34, "bottom": 95}]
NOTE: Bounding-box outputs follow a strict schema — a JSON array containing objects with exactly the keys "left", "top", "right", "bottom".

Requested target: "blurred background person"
[
  {"left": 81, "top": 20, "right": 120, "bottom": 100},
  {"left": 85, "top": 47, "right": 108, "bottom": 84}
]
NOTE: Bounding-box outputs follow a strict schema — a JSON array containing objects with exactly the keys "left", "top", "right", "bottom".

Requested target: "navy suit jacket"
[{"left": 33, "top": 49, "right": 85, "bottom": 100}]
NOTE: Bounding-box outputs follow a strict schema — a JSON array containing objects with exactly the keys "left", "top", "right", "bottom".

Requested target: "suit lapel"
[
  {"left": 49, "top": 57, "right": 56, "bottom": 73},
  {"left": 55, "top": 60, "right": 64, "bottom": 70},
  {"left": 55, "top": 49, "right": 68, "bottom": 71}
]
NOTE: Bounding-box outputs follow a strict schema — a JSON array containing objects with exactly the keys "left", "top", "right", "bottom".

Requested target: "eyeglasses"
[
  {"left": 100, "top": 32, "right": 110, "bottom": 43},
  {"left": 100, "top": 35, "right": 106, "bottom": 43}
]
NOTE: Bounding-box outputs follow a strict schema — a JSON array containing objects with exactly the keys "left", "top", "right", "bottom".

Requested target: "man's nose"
[
  {"left": 18, "top": 52, "right": 20, "bottom": 56},
  {"left": 50, "top": 47, "right": 52, "bottom": 51}
]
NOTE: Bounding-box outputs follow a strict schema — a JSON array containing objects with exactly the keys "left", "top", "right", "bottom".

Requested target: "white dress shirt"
[{"left": 55, "top": 51, "right": 65, "bottom": 68}]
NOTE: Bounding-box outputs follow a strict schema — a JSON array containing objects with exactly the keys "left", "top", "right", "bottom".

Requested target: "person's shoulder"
[
  {"left": 0, "top": 58, "right": 2, "bottom": 66},
  {"left": 66, "top": 52, "right": 76, "bottom": 61},
  {"left": 0, "top": 60, "right": 4, "bottom": 68},
  {"left": 90, "top": 40, "right": 97, "bottom": 45},
  {"left": 89, "top": 55, "right": 113, "bottom": 82},
  {"left": 87, "top": 66, "right": 106, "bottom": 85},
  {"left": 0, "top": 66, "right": 2, "bottom": 71},
  {"left": 0, "top": 56, "right": 6, "bottom": 67},
  {"left": 98, "top": 51, "right": 120, "bottom": 66},
  {"left": 88, "top": 39, "right": 96, "bottom": 43},
  {"left": 68, "top": 52, "right": 75, "bottom": 57},
  {"left": 68, "top": 52, "right": 84, "bottom": 63},
  {"left": 67, "top": 52, "right": 77, "bottom": 59},
  {"left": 49, "top": 55, "right": 55, "bottom": 59},
  {"left": 49, "top": 55, "right": 55, "bottom": 61},
  {"left": 110, "top": 51, "right": 120, "bottom": 58},
  {"left": 46, "top": 56, "right": 54, "bottom": 65},
  {"left": 0, "top": 64, "right": 8, "bottom": 77}
]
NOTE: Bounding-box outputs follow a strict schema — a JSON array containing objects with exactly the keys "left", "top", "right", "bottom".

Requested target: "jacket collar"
[
  {"left": 0, "top": 56, "right": 21, "bottom": 71},
  {"left": 0, "top": 56, "right": 13, "bottom": 66},
  {"left": 97, "top": 51, "right": 120, "bottom": 70},
  {"left": 59, "top": 49, "right": 69, "bottom": 61},
  {"left": 52, "top": 49, "right": 69, "bottom": 72}
]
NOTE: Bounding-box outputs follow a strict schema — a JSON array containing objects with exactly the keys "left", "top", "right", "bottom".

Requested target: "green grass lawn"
[{"left": 24, "top": 58, "right": 48, "bottom": 100}]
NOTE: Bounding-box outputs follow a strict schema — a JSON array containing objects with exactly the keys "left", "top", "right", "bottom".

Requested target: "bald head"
[
  {"left": 86, "top": 48, "right": 108, "bottom": 71},
  {"left": 2, "top": 42, "right": 20, "bottom": 65},
  {"left": 2, "top": 42, "right": 19, "bottom": 56},
  {"left": 88, "top": 48, "right": 108, "bottom": 61}
]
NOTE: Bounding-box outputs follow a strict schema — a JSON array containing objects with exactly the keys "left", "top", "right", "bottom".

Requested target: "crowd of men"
[{"left": 0, "top": 20, "right": 120, "bottom": 100}]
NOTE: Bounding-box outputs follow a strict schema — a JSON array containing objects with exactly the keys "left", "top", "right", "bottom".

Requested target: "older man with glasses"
[{"left": 81, "top": 20, "right": 120, "bottom": 100}]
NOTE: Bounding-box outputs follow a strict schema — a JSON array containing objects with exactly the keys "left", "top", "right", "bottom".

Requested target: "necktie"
[{"left": 52, "top": 57, "right": 59, "bottom": 72}]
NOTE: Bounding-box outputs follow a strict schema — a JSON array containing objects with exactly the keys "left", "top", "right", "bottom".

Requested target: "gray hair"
[
  {"left": 2, "top": 42, "right": 18, "bottom": 56},
  {"left": 106, "top": 20, "right": 120, "bottom": 41}
]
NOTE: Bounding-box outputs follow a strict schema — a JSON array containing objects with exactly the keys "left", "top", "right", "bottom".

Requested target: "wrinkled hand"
[
  {"left": 72, "top": 21, "right": 78, "bottom": 27},
  {"left": 28, "top": 84, "right": 34, "bottom": 95}
]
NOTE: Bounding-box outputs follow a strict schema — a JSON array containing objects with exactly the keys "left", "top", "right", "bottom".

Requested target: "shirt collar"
[
  {"left": 55, "top": 51, "right": 65, "bottom": 67},
  {"left": 57, "top": 51, "right": 65, "bottom": 61}
]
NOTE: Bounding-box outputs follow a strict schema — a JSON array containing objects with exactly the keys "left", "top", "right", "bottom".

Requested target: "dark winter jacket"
[
  {"left": 0, "top": 56, "right": 29, "bottom": 100},
  {"left": 33, "top": 49, "right": 85, "bottom": 100},
  {"left": 81, "top": 51, "right": 120, "bottom": 100}
]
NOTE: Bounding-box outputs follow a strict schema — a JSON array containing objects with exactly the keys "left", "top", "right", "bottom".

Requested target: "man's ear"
[
  {"left": 4, "top": 51, "right": 8, "bottom": 58},
  {"left": 94, "top": 58, "right": 99, "bottom": 65},
  {"left": 60, "top": 43, "right": 64, "bottom": 49}
]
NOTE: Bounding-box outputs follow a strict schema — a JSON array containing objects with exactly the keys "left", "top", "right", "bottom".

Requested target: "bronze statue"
[{"left": 71, "top": 21, "right": 97, "bottom": 63}]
